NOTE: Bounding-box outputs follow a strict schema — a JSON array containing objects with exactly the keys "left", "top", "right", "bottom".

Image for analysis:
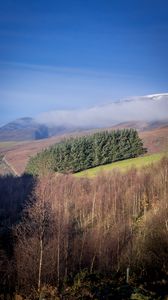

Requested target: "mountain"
[
  {"left": 0, "top": 93, "right": 168, "bottom": 141},
  {"left": 0, "top": 117, "right": 75, "bottom": 141},
  {"left": 0, "top": 118, "right": 49, "bottom": 141}
]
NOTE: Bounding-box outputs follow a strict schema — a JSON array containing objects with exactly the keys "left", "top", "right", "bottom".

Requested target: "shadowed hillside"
[{"left": 0, "top": 174, "right": 36, "bottom": 296}]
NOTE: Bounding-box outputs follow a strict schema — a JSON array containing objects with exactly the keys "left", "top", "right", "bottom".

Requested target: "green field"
[{"left": 75, "top": 152, "right": 165, "bottom": 178}]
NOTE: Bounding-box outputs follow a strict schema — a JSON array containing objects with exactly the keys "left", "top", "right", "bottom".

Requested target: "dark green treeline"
[{"left": 26, "top": 129, "right": 147, "bottom": 175}]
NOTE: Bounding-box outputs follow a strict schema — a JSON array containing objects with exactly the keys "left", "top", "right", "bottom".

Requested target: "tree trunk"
[
  {"left": 38, "top": 237, "right": 43, "bottom": 292},
  {"left": 57, "top": 231, "right": 60, "bottom": 286}
]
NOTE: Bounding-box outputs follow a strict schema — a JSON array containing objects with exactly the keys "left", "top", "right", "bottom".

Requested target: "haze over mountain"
[
  {"left": 36, "top": 93, "right": 168, "bottom": 128},
  {"left": 1, "top": 93, "right": 168, "bottom": 141},
  {"left": 0, "top": 93, "right": 167, "bottom": 141}
]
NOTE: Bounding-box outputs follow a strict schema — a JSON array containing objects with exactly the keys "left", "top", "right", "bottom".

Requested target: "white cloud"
[{"left": 36, "top": 93, "right": 168, "bottom": 128}]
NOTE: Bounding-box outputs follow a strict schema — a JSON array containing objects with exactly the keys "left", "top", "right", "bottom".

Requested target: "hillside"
[
  {"left": 75, "top": 152, "right": 165, "bottom": 177},
  {"left": 26, "top": 129, "right": 146, "bottom": 175},
  {"left": 110, "top": 119, "right": 168, "bottom": 131},
  {"left": 1, "top": 158, "right": 168, "bottom": 299},
  {"left": 0, "top": 124, "right": 168, "bottom": 175}
]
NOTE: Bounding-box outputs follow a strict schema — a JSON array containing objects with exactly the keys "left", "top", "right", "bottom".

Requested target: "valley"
[
  {"left": 1, "top": 0, "right": 168, "bottom": 297},
  {"left": 0, "top": 114, "right": 168, "bottom": 299},
  {"left": 0, "top": 93, "right": 168, "bottom": 300}
]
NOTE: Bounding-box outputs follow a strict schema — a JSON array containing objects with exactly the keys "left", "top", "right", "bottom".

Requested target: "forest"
[
  {"left": 26, "top": 129, "right": 147, "bottom": 175},
  {"left": 0, "top": 157, "right": 168, "bottom": 299}
]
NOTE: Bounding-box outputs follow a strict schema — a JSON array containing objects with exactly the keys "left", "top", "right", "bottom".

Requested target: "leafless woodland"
[{"left": 0, "top": 157, "right": 168, "bottom": 297}]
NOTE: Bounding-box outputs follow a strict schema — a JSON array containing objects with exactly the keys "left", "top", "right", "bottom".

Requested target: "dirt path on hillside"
[{"left": 2, "top": 156, "right": 19, "bottom": 176}]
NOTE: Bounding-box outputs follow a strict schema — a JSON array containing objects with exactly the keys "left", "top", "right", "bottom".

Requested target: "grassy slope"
[{"left": 75, "top": 152, "right": 165, "bottom": 178}]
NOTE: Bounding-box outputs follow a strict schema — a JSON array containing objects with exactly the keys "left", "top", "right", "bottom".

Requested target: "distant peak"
[{"left": 13, "top": 117, "right": 35, "bottom": 123}]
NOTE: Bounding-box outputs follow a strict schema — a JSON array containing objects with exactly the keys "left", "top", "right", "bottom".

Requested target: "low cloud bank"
[{"left": 36, "top": 94, "right": 168, "bottom": 128}]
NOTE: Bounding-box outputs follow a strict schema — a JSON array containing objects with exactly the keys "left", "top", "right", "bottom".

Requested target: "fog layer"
[{"left": 36, "top": 94, "right": 168, "bottom": 128}]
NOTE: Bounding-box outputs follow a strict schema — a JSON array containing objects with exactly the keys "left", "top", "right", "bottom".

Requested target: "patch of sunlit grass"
[{"left": 75, "top": 152, "right": 166, "bottom": 178}]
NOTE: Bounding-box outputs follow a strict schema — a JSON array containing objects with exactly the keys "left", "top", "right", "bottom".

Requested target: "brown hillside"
[{"left": 0, "top": 126, "right": 168, "bottom": 175}]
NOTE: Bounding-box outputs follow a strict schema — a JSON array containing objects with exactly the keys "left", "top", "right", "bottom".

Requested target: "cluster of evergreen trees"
[{"left": 26, "top": 129, "right": 147, "bottom": 175}]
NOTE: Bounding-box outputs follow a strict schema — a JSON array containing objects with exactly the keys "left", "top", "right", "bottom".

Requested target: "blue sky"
[{"left": 0, "top": 0, "right": 168, "bottom": 124}]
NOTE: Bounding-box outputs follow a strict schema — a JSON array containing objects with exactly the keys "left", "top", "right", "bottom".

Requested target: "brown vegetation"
[
  {"left": 140, "top": 126, "right": 168, "bottom": 154},
  {"left": 0, "top": 157, "right": 167, "bottom": 298}
]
